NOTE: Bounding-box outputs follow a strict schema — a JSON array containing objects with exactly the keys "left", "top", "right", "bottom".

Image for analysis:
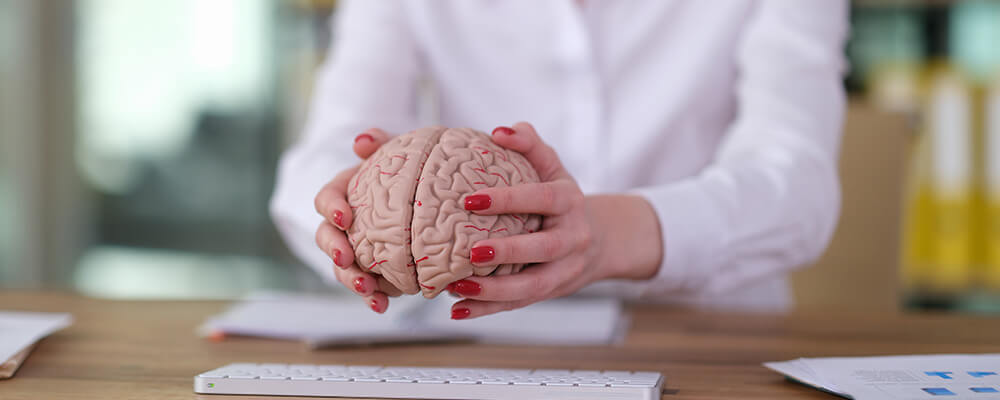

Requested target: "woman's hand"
[
  {"left": 313, "top": 128, "right": 403, "bottom": 314},
  {"left": 446, "top": 122, "right": 664, "bottom": 320}
]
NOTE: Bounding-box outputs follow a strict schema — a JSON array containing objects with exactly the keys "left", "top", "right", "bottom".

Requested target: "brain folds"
[{"left": 347, "top": 126, "right": 541, "bottom": 298}]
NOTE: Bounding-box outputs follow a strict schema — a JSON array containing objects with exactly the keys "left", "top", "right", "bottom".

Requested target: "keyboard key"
[
  {"left": 625, "top": 379, "right": 659, "bottom": 385},
  {"left": 534, "top": 369, "right": 571, "bottom": 376},
  {"left": 348, "top": 366, "right": 383, "bottom": 373},
  {"left": 611, "top": 382, "right": 657, "bottom": 388}
]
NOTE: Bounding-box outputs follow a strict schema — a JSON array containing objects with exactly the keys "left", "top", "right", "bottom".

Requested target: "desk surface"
[{"left": 2, "top": 291, "right": 999, "bottom": 400}]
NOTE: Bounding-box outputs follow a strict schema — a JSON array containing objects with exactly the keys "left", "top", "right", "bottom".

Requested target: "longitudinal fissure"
[{"left": 407, "top": 128, "right": 447, "bottom": 282}]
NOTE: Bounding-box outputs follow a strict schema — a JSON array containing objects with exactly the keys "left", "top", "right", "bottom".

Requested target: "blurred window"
[
  {"left": 68, "top": 0, "right": 332, "bottom": 297},
  {"left": 0, "top": 0, "right": 15, "bottom": 282}
]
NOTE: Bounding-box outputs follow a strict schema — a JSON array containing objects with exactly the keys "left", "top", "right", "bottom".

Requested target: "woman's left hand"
[{"left": 446, "top": 122, "right": 662, "bottom": 320}]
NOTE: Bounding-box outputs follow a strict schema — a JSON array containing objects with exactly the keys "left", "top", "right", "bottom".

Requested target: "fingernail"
[
  {"left": 369, "top": 298, "right": 382, "bottom": 313},
  {"left": 451, "top": 307, "right": 471, "bottom": 320},
  {"left": 333, "top": 249, "right": 346, "bottom": 268},
  {"left": 470, "top": 246, "right": 495, "bottom": 264},
  {"left": 208, "top": 330, "right": 226, "bottom": 342},
  {"left": 449, "top": 280, "right": 481, "bottom": 296},
  {"left": 492, "top": 126, "right": 515, "bottom": 136},
  {"left": 354, "top": 133, "right": 374, "bottom": 143},
  {"left": 332, "top": 210, "right": 344, "bottom": 228},
  {"left": 464, "top": 194, "right": 491, "bottom": 211},
  {"left": 353, "top": 277, "right": 366, "bottom": 294}
]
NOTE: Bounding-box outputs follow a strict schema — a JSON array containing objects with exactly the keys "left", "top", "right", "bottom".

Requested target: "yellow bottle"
[
  {"left": 901, "top": 120, "right": 936, "bottom": 292},
  {"left": 985, "top": 71, "right": 1000, "bottom": 291},
  {"left": 924, "top": 61, "right": 975, "bottom": 294}
]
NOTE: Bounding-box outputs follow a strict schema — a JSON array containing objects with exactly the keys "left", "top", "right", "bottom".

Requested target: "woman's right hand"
[{"left": 313, "top": 128, "right": 403, "bottom": 313}]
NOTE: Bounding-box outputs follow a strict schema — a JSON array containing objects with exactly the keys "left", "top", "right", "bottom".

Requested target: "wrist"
[{"left": 585, "top": 194, "right": 663, "bottom": 281}]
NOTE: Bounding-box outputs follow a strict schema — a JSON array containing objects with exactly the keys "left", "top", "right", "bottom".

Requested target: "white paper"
[
  {"left": 0, "top": 311, "right": 73, "bottom": 363},
  {"left": 765, "top": 358, "right": 845, "bottom": 396},
  {"left": 200, "top": 291, "right": 624, "bottom": 347},
  {"left": 417, "top": 296, "right": 624, "bottom": 346},
  {"left": 200, "top": 292, "right": 466, "bottom": 346},
  {"left": 766, "top": 354, "right": 1000, "bottom": 400}
]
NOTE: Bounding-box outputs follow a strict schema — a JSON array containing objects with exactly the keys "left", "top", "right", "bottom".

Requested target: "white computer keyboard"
[{"left": 194, "top": 363, "right": 664, "bottom": 400}]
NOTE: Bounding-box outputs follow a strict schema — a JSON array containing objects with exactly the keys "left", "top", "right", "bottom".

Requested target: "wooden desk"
[{"left": 2, "top": 291, "right": 999, "bottom": 400}]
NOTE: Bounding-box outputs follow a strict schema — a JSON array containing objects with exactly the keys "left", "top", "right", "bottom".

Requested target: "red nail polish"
[
  {"left": 450, "top": 280, "right": 481, "bottom": 296},
  {"left": 470, "top": 246, "right": 495, "bottom": 263},
  {"left": 354, "top": 133, "right": 374, "bottom": 143},
  {"left": 464, "top": 194, "right": 491, "bottom": 211},
  {"left": 369, "top": 298, "right": 381, "bottom": 313},
  {"left": 492, "top": 126, "right": 515, "bottom": 136},
  {"left": 451, "top": 308, "right": 471, "bottom": 320},
  {"left": 332, "top": 210, "right": 344, "bottom": 228},
  {"left": 333, "top": 249, "right": 345, "bottom": 268},
  {"left": 353, "top": 277, "right": 366, "bottom": 294}
]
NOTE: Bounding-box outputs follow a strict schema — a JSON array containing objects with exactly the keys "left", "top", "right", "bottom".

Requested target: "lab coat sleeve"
[
  {"left": 269, "top": 0, "right": 420, "bottom": 284},
  {"left": 629, "top": 1, "right": 848, "bottom": 297}
]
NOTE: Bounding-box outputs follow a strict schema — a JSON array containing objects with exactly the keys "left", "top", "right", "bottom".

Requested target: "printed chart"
[{"left": 765, "top": 354, "right": 1000, "bottom": 399}]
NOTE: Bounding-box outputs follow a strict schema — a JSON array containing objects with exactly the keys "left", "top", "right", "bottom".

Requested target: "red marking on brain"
[{"left": 346, "top": 127, "right": 542, "bottom": 297}]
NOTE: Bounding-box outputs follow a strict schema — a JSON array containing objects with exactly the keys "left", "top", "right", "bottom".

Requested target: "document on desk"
[
  {"left": 200, "top": 291, "right": 625, "bottom": 347},
  {"left": 0, "top": 311, "right": 73, "bottom": 378},
  {"left": 765, "top": 354, "right": 1000, "bottom": 399}
]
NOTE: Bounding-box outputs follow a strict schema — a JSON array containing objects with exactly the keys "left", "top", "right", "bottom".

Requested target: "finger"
[
  {"left": 447, "top": 258, "right": 579, "bottom": 302},
  {"left": 364, "top": 292, "right": 390, "bottom": 314},
  {"left": 314, "top": 166, "right": 358, "bottom": 229},
  {"left": 314, "top": 221, "right": 355, "bottom": 268},
  {"left": 449, "top": 298, "right": 534, "bottom": 320},
  {"left": 377, "top": 276, "right": 403, "bottom": 297},
  {"left": 353, "top": 128, "right": 391, "bottom": 159},
  {"left": 333, "top": 263, "right": 379, "bottom": 297},
  {"left": 490, "top": 122, "right": 569, "bottom": 180},
  {"left": 463, "top": 181, "right": 581, "bottom": 216},
  {"left": 470, "top": 228, "right": 582, "bottom": 266}
]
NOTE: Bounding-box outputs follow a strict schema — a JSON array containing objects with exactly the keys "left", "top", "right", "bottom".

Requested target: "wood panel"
[{"left": 792, "top": 100, "right": 911, "bottom": 312}]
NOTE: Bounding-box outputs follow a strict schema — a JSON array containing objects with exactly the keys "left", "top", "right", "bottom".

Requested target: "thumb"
[{"left": 353, "top": 128, "right": 392, "bottom": 159}]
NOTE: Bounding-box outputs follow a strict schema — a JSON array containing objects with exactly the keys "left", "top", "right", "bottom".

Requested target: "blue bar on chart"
[{"left": 922, "top": 387, "right": 956, "bottom": 396}]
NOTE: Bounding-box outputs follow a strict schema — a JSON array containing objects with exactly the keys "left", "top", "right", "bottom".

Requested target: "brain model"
[{"left": 347, "top": 126, "right": 542, "bottom": 298}]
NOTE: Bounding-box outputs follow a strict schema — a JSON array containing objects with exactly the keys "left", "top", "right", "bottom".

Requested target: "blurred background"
[{"left": 2, "top": 0, "right": 1000, "bottom": 314}]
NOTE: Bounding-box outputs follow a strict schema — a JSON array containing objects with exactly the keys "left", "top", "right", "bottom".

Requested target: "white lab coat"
[{"left": 270, "top": 0, "right": 848, "bottom": 311}]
